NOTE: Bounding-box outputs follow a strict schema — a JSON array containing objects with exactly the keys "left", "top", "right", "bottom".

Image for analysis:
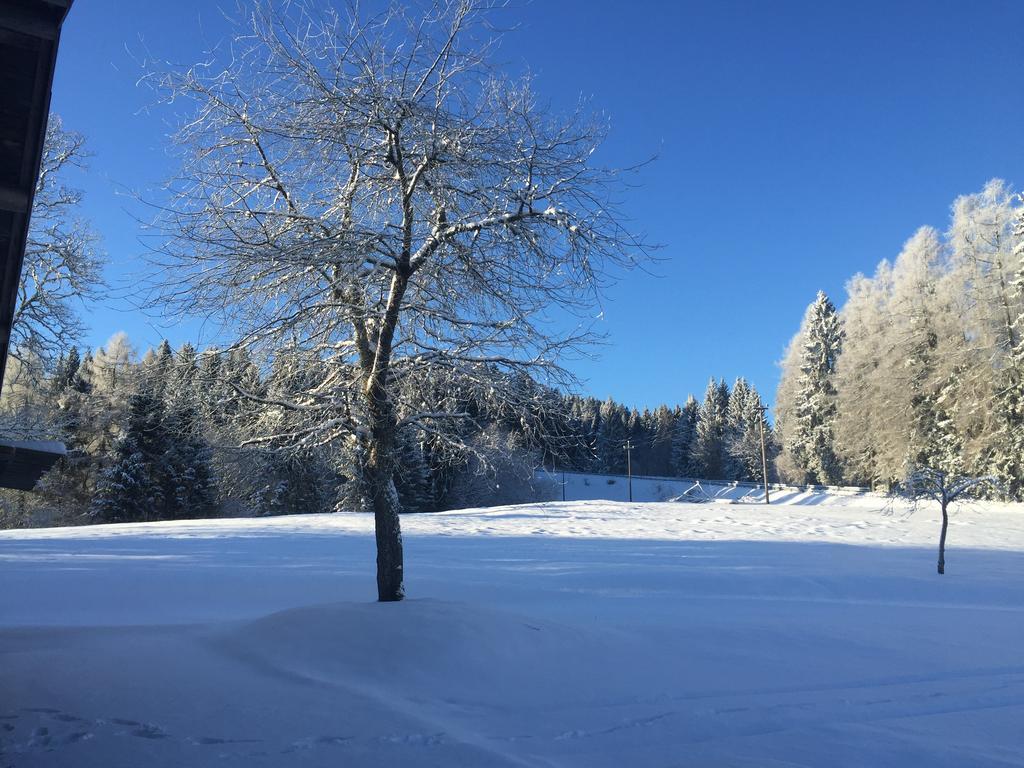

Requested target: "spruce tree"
[
  {"left": 144, "top": 340, "right": 175, "bottom": 399},
  {"left": 162, "top": 402, "right": 219, "bottom": 520},
  {"left": 726, "top": 380, "right": 771, "bottom": 482},
  {"left": 49, "top": 348, "right": 79, "bottom": 397},
  {"left": 170, "top": 342, "right": 200, "bottom": 412},
  {"left": 91, "top": 389, "right": 168, "bottom": 523},
  {"left": 693, "top": 378, "right": 729, "bottom": 480},
  {"left": 596, "top": 398, "right": 628, "bottom": 473},
  {"left": 724, "top": 378, "right": 751, "bottom": 480},
  {"left": 394, "top": 426, "right": 433, "bottom": 513},
  {"left": 251, "top": 448, "right": 332, "bottom": 516},
  {"left": 670, "top": 395, "right": 699, "bottom": 477},
  {"left": 248, "top": 344, "right": 337, "bottom": 516},
  {"left": 787, "top": 292, "right": 845, "bottom": 485},
  {"left": 648, "top": 405, "right": 676, "bottom": 477}
]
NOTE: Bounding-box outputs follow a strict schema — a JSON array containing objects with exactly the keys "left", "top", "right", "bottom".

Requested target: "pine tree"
[
  {"left": 648, "top": 404, "right": 676, "bottom": 476},
  {"left": 247, "top": 344, "right": 337, "bottom": 516},
  {"left": 91, "top": 389, "right": 168, "bottom": 523},
  {"left": 726, "top": 380, "right": 771, "bottom": 482},
  {"left": 394, "top": 426, "right": 433, "bottom": 512},
  {"left": 627, "top": 408, "right": 647, "bottom": 474},
  {"left": 596, "top": 398, "right": 628, "bottom": 473},
  {"left": 787, "top": 292, "right": 845, "bottom": 485},
  {"left": 693, "top": 378, "right": 729, "bottom": 480},
  {"left": 670, "top": 395, "right": 698, "bottom": 477},
  {"left": 75, "top": 351, "right": 95, "bottom": 394},
  {"left": 724, "top": 378, "right": 751, "bottom": 480},
  {"left": 170, "top": 342, "right": 200, "bottom": 412},
  {"left": 162, "top": 402, "right": 219, "bottom": 520},
  {"left": 567, "top": 396, "right": 601, "bottom": 471},
  {"left": 145, "top": 340, "right": 174, "bottom": 398},
  {"left": 89, "top": 446, "right": 154, "bottom": 524},
  {"left": 51, "top": 346, "right": 83, "bottom": 394}
]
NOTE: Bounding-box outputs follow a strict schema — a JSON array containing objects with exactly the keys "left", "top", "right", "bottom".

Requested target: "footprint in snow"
[
  {"left": 189, "top": 736, "right": 265, "bottom": 746},
  {"left": 132, "top": 724, "right": 169, "bottom": 740},
  {"left": 27, "top": 727, "right": 51, "bottom": 748},
  {"left": 109, "top": 718, "right": 141, "bottom": 726}
]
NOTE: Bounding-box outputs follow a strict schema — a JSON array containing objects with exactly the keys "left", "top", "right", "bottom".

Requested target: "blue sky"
[{"left": 50, "top": 0, "right": 1024, "bottom": 412}]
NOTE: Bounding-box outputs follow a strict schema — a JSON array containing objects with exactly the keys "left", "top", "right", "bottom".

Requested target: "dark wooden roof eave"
[
  {"left": 0, "top": 1, "right": 73, "bottom": 492},
  {"left": 0, "top": 0, "right": 74, "bottom": 392}
]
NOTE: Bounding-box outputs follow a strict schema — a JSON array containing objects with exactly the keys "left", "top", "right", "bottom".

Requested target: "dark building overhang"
[
  {"left": 1, "top": 0, "right": 73, "bottom": 389},
  {"left": 0, "top": 438, "right": 65, "bottom": 489},
  {"left": 0, "top": 0, "right": 73, "bottom": 490}
]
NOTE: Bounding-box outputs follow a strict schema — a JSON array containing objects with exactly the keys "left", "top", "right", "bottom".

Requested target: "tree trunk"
[
  {"left": 365, "top": 390, "right": 405, "bottom": 602},
  {"left": 937, "top": 499, "right": 948, "bottom": 575},
  {"left": 369, "top": 460, "right": 404, "bottom": 601}
]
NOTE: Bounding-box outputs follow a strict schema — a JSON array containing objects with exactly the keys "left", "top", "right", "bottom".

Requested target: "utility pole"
[
  {"left": 624, "top": 439, "right": 634, "bottom": 502},
  {"left": 755, "top": 404, "right": 771, "bottom": 505}
]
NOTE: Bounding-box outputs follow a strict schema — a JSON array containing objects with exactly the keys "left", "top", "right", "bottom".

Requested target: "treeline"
[
  {"left": 555, "top": 378, "right": 776, "bottom": 482},
  {"left": 0, "top": 333, "right": 775, "bottom": 527},
  {"left": 775, "top": 180, "right": 1024, "bottom": 499},
  {"left": 0, "top": 337, "right": 553, "bottom": 527}
]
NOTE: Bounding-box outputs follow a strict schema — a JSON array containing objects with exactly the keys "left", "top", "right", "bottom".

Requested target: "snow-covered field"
[{"left": 2, "top": 495, "right": 1023, "bottom": 767}]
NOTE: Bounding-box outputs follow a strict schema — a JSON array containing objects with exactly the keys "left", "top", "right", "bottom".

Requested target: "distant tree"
[
  {"left": 169, "top": 342, "right": 200, "bottom": 412},
  {"left": 670, "top": 395, "right": 698, "bottom": 477},
  {"left": 597, "top": 398, "right": 629, "bottom": 474},
  {"left": 990, "top": 196, "right": 1024, "bottom": 497},
  {"left": 900, "top": 466, "right": 999, "bottom": 575},
  {"left": 49, "top": 347, "right": 81, "bottom": 395},
  {"left": 726, "top": 379, "right": 771, "bottom": 482},
  {"left": 162, "top": 403, "right": 220, "bottom": 520},
  {"left": 91, "top": 389, "right": 168, "bottom": 523},
  {"left": 394, "top": 426, "right": 434, "bottom": 513},
  {"left": 443, "top": 427, "right": 546, "bottom": 510},
  {"left": 250, "top": 446, "right": 332, "bottom": 516},
  {"left": 648, "top": 404, "right": 676, "bottom": 477},
  {"left": 693, "top": 378, "right": 729, "bottom": 480},
  {"left": 782, "top": 292, "right": 844, "bottom": 485}
]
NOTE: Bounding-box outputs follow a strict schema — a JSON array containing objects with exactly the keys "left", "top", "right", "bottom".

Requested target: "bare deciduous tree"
[
  {"left": 901, "top": 466, "right": 999, "bottom": 575},
  {"left": 149, "top": 1, "right": 647, "bottom": 601},
  {"left": 15, "top": 116, "right": 104, "bottom": 377}
]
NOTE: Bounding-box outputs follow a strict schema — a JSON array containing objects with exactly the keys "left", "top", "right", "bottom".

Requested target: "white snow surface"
[{"left": 2, "top": 495, "right": 1023, "bottom": 767}]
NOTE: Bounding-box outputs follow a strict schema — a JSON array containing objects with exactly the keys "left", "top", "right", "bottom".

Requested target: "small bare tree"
[
  {"left": 149, "top": 1, "right": 647, "bottom": 601},
  {"left": 901, "top": 466, "right": 999, "bottom": 574}
]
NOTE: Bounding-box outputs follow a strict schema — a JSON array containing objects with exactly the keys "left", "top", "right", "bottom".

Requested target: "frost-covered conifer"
[
  {"left": 91, "top": 389, "right": 167, "bottom": 523},
  {"left": 394, "top": 426, "right": 434, "bottom": 513},
  {"left": 596, "top": 398, "right": 628, "bottom": 474},
  {"left": 670, "top": 396, "right": 699, "bottom": 477},
  {"left": 693, "top": 378, "right": 729, "bottom": 480},
  {"left": 648, "top": 405, "right": 676, "bottom": 477},
  {"left": 785, "top": 292, "right": 844, "bottom": 485},
  {"left": 162, "top": 402, "right": 220, "bottom": 520},
  {"left": 989, "top": 196, "right": 1024, "bottom": 497},
  {"left": 726, "top": 380, "right": 770, "bottom": 482}
]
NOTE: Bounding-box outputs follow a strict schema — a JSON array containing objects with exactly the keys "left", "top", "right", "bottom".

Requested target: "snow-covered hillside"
[
  {"left": 2, "top": 496, "right": 1023, "bottom": 767},
  {"left": 535, "top": 468, "right": 873, "bottom": 504}
]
